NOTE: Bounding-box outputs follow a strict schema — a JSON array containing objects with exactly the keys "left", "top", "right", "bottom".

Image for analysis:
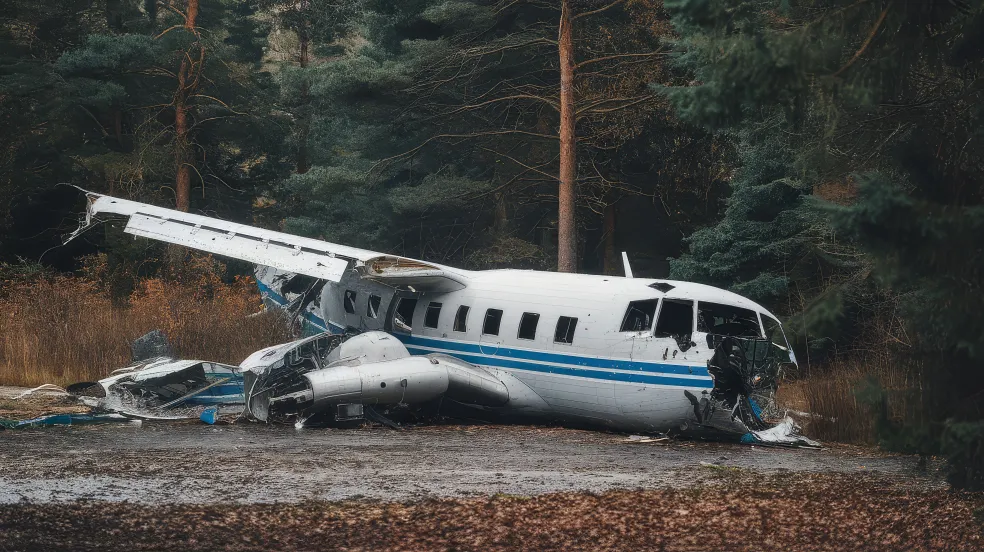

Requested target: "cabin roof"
[{"left": 460, "top": 269, "right": 779, "bottom": 320}]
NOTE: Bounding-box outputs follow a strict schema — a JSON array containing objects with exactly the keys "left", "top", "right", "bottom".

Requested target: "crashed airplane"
[{"left": 68, "top": 191, "right": 809, "bottom": 443}]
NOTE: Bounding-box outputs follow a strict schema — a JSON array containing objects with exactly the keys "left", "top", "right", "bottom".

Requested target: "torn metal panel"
[
  {"left": 0, "top": 413, "right": 138, "bottom": 429},
  {"left": 679, "top": 335, "right": 814, "bottom": 446},
  {"left": 81, "top": 357, "right": 244, "bottom": 419}
]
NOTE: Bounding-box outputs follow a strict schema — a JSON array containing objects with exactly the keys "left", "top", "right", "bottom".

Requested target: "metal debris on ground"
[
  {"left": 0, "top": 413, "right": 139, "bottom": 429},
  {"left": 624, "top": 435, "right": 669, "bottom": 444}
]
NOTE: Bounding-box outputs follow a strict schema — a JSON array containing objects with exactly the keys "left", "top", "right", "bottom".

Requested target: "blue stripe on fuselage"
[{"left": 397, "top": 334, "right": 712, "bottom": 389}]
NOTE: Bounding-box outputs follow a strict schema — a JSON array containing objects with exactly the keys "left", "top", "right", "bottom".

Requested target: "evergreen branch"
[
  {"left": 573, "top": 0, "right": 627, "bottom": 20},
  {"left": 832, "top": 5, "right": 890, "bottom": 78}
]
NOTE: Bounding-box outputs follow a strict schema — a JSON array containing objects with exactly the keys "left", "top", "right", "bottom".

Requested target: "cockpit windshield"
[
  {"left": 620, "top": 299, "right": 659, "bottom": 332},
  {"left": 761, "top": 314, "right": 793, "bottom": 362},
  {"left": 697, "top": 301, "right": 761, "bottom": 338}
]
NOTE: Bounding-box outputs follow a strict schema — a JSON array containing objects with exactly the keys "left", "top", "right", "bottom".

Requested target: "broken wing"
[{"left": 75, "top": 192, "right": 467, "bottom": 290}]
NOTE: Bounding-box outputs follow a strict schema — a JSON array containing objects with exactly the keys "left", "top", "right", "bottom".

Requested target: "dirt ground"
[{"left": 1, "top": 391, "right": 981, "bottom": 551}]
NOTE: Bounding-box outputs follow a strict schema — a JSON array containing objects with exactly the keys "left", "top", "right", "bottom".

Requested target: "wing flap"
[{"left": 126, "top": 213, "right": 349, "bottom": 281}]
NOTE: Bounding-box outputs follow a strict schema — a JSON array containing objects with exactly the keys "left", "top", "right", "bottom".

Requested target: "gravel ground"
[
  {"left": 0, "top": 421, "right": 940, "bottom": 504},
  {"left": 1, "top": 391, "right": 980, "bottom": 550}
]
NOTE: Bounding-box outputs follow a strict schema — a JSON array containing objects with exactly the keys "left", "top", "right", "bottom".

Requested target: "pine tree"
[
  {"left": 279, "top": 0, "right": 690, "bottom": 272},
  {"left": 665, "top": 0, "right": 984, "bottom": 469},
  {"left": 54, "top": 0, "right": 289, "bottom": 213}
]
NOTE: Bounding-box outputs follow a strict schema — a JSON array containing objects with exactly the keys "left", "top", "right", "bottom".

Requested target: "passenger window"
[
  {"left": 697, "top": 301, "right": 761, "bottom": 338},
  {"left": 483, "top": 309, "right": 503, "bottom": 336},
  {"left": 424, "top": 302, "right": 442, "bottom": 329},
  {"left": 518, "top": 313, "right": 540, "bottom": 340},
  {"left": 620, "top": 299, "right": 658, "bottom": 332},
  {"left": 344, "top": 290, "right": 357, "bottom": 314},
  {"left": 393, "top": 298, "right": 417, "bottom": 333},
  {"left": 654, "top": 300, "right": 693, "bottom": 337},
  {"left": 554, "top": 316, "right": 578, "bottom": 344},
  {"left": 453, "top": 305, "right": 470, "bottom": 332},
  {"left": 367, "top": 294, "right": 382, "bottom": 318}
]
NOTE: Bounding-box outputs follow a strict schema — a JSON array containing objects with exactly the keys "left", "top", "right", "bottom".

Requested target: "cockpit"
[{"left": 619, "top": 297, "right": 793, "bottom": 361}]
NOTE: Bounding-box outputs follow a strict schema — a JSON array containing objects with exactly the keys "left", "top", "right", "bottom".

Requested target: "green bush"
[{"left": 941, "top": 420, "right": 984, "bottom": 491}]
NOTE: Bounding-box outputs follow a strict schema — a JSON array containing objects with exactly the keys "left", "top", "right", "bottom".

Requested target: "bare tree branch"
[
  {"left": 575, "top": 48, "right": 666, "bottom": 70},
  {"left": 573, "top": 0, "right": 627, "bottom": 20}
]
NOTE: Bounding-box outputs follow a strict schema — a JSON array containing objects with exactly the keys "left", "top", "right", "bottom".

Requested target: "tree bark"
[
  {"left": 296, "top": 25, "right": 311, "bottom": 174},
  {"left": 173, "top": 0, "right": 199, "bottom": 212},
  {"left": 174, "top": 67, "right": 191, "bottom": 212},
  {"left": 603, "top": 201, "right": 617, "bottom": 275},
  {"left": 556, "top": 0, "right": 577, "bottom": 273}
]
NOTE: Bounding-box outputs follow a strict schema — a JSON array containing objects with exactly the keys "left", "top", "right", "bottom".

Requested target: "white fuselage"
[{"left": 259, "top": 267, "right": 791, "bottom": 432}]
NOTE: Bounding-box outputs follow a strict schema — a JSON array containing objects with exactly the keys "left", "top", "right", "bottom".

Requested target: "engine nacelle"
[{"left": 303, "top": 357, "right": 449, "bottom": 411}]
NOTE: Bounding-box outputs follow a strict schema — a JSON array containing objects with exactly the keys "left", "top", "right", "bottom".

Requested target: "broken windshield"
[
  {"left": 620, "top": 299, "right": 658, "bottom": 332},
  {"left": 697, "top": 302, "right": 761, "bottom": 338},
  {"left": 761, "top": 314, "right": 793, "bottom": 361}
]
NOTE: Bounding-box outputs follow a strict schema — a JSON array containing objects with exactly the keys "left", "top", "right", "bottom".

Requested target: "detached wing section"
[{"left": 77, "top": 192, "right": 468, "bottom": 290}]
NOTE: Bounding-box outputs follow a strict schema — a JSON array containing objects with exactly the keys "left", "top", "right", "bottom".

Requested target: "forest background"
[{"left": 1, "top": 0, "right": 982, "bottom": 487}]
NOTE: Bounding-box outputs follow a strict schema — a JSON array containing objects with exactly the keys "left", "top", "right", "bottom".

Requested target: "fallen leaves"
[{"left": 1, "top": 473, "right": 981, "bottom": 552}]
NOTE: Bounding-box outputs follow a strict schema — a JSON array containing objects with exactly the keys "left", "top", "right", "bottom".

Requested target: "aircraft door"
[
  {"left": 611, "top": 299, "right": 659, "bottom": 361},
  {"left": 650, "top": 299, "right": 697, "bottom": 362},
  {"left": 478, "top": 308, "right": 504, "bottom": 356}
]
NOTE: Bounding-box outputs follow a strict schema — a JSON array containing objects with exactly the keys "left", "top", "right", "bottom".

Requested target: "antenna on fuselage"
[{"left": 621, "top": 252, "right": 633, "bottom": 278}]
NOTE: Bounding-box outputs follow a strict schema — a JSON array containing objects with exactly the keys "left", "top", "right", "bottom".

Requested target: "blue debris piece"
[
  {"left": 0, "top": 413, "right": 132, "bottom": 429},
  {"left": 740, "top": 432, "right": 758, "bottom": 444},
  {"left": 199, "top": 407, "right": 219, "bottom": 425},
  {"left": 748, "top": 398, "right": 763, "bottom": 418}
]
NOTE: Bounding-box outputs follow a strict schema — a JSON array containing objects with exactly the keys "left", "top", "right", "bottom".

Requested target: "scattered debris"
[
  {"left": 9, "top": 384, "right": 70, "bottom": 400},
  {"left": 72, "top": 356, "right": 245, "bottom": 420},
  {"left": 0, "top": 413, "right": 139, "bottom": 429},
  {"left": 200, "top": 407, "right": 219, "bottom": 425},
  {"left": 625, "top": 435, "right": 669, "bottom": 444},
  {"left": 744, "top": 417, "right": 821, "bottom": 448}
]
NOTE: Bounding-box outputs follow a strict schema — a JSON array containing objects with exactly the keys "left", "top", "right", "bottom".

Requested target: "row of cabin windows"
[
  {"left": 618, "top": 298, "right": 764, "bottom": 338},
  {"left": 346, "top": 289, "right": 767, "bottom": 341},
  {"left": 416, "top": 301, "right": 578, "bottom": 344}
]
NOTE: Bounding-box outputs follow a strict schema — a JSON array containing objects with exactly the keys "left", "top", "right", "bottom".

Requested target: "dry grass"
[
  {"left": 0, "top": 256, "right": 292, "bottom": 387},
  {"left": 791, "top": 357, "right": 926, "bottom": 444}
]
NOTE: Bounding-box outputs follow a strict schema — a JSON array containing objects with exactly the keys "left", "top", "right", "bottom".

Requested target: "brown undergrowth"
[
  {"left": 0, "top": 255, "right": 292, "bottom": 387},
  {"left": 781, "top": 357, "right": 926, "bottom": 445}
]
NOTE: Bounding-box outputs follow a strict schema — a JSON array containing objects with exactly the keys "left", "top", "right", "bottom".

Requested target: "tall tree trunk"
[
  {"left": 175, "top": 59, "right": 192, "bottom": 212},
  {"left": 603, "top": 201, "right": 617, "bottom": 275},
  {"left": 556, "top": 0, "right": 577, "bottom": 273},
  {"left": 173, "top": 0, "right": 200, "bottom": 212},
  {"left": 296, "top": 25, "right": 311, "bottom": 174}
]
